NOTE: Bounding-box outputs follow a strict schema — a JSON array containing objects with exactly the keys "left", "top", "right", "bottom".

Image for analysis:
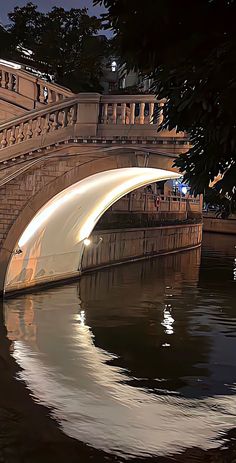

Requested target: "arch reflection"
[{"left": 4, "top": 248, "right": 236, "bottom": 459}]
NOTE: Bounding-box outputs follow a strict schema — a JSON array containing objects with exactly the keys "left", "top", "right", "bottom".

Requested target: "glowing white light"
[
  {"left": 84, "top": 238, "right": 91, "bottom": 247},
  {"left": 111, "top": 60, "right": 117, "bottom": 72},
  {"left": 78, "top": 310, "right": 86, "bottom": 326},
  {"left": 182, "top": 186, "right": 188, "bottom": 195},
  {"left": 18, "top": 168, "right": 180, "bottom": 248},
  {"left": 161, "top": 305, "right": 174, "bottom": 335},
  {"left": 18, "top": 180, "right": 103, "bottom": 247},
  {"left": 78, "top": 169, "right": 180, "bottom": 242}
]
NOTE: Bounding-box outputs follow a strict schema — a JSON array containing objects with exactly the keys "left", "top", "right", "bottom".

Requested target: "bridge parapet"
[
  {"left": 0, "top": 62, "right": 73, "bottom": 112},
  {"left": 0, "top": 93, "right": 188, "bottom": 163},
  {"left": 110, "top": 193, "right": 201, "bottom": 214},
  {"left": 100, "top": 94, "right": 165, "bottom": 125}
]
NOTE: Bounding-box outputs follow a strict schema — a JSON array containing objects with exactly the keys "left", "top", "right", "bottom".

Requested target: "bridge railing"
[
  {"left": 0, "top": 95, "right": 79, "bottom": 155},
  {"left": 0, "top": 93, "right": 188, "bottom": 161},
  {"left": 0, "top": 62, "right": 73, "bottom": 109},
  {"left": 110, "top": 193, "right": 201, "bottom": 213},
  {"left": 100, "top": 95, "right": 165, "bottom": 125}
]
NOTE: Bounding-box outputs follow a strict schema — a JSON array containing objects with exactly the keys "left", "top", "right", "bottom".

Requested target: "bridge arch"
[{"left": 3, "top": 160, "right": 179, "bottom": 294}]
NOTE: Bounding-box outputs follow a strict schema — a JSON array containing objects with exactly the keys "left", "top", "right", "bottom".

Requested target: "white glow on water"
[{"left": 161, "top": 304, "right": 174, "bottom": 335}]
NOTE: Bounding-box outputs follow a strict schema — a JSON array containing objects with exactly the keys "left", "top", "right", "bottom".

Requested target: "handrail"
[
  {"left": 99, "top": 95, "right": 165, "bottom": 125},
  {"left": 0, "top": 92, "right": 188, "bottom": 157},
  {"left": 110, "top": 193, "right": 200, "bottom": 213},
  {"left": 0, "top": 95, "right": 80, "bottom": 130},
  {"left": 0, "top": 94, "right": 82, "bottom": 151},
  {"left": 0, "top": 61, "right": 73, "bottom": 106},
  {"left": 0, "top": 93, "right": 168, "bottom": 151}
]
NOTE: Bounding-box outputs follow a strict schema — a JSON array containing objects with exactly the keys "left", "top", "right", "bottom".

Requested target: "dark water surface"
[{"left": 2, "top": 233, "right": 236, "bottom": 462}]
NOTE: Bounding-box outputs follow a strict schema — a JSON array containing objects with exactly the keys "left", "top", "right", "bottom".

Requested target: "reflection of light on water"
[
  {"left": 161, "top": 304, "right": 174, "bottom": 335},
  {"left": 11, "top": 322, "right": 236, "bottom": 459},
  {"left": 233, "top": 258, "right": 236, "bottom": 281},
  {"left": 78, "top": 310, "right": 86, "bottom": 326}
]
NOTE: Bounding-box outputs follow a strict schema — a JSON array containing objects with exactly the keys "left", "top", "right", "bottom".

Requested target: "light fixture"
[
  {"left": 111, "top": 60, "right": 117, "bottom": 72},
  {"left": 13, "top": 247, "right": 22, "bottom": 255},
  {"left": 84, "top": 238, "right": 91, "bottom": 246}
]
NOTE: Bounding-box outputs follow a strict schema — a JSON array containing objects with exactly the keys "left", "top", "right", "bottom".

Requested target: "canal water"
[{"left": 1, "top": 233, "right": 236, "bottom": 462}]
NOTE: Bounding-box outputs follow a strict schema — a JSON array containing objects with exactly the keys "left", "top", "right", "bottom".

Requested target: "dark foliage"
[
  {"left": 4, "top": 2, "right": 109, "bottom": 93},
  {"left": 95, "top": 0, "right": 236, "bottom": 198}
]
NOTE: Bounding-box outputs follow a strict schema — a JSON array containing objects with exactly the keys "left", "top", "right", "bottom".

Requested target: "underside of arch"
[{"left": 5, "top": 167, "right": 179, "bottom": 292}]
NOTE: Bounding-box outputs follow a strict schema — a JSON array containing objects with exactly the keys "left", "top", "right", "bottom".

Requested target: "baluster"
[
  {"left": 121, "top": 103, "right": 126, "bottom": 124},
  {"left": 71, "top": 104, "right": 78, "bottom": 125},
  {"left": 130, "top": 103, "right": 135, "bottom": 124},
  {"left": 139, "top": 102, "right": 145, "bottom": 124},
  {"left": 102, "top": 103, "right": 108, "bottom": 123},
  {"left": 8, "top": 73, "right": 14, "bottom": 91},
  {"left": 39, "top": 85, "right": 45, "bottom": 103},
  {"left": 62, "top": 108, "right": 69, "bottom": 128},
  {"left": 52, "top": 111, "right": 59, "bottom": 130},
  {"left": 48, "top": 88, "right": 53, "bottom": 104},
  {"left": 26, "top": 120, "right": 33, "bottom": 139},
  {"left": 35, "top": 117, "right": 42, "bottom": 136},
  {"left": 9, "top": 126, "right": 16, "bottom": 145},
  {"left": 112, "top": 103, "right": 117, "bottom": 124},
  {"left": 1, "top": 71, "right": 6, "bottom": 89},
  {"left": 17, "top": 123, "right": 24, "bottom": 142},
  {"left": 67, "top": 107, "right": 74, "bottom": 126},
  {"left": 43, "top": 114, "right": 50, "bottom": 133},
  {"left": 149, "top": 102, "right": 155, "bottom": 124},
  {"left": 1, "top": 130, "right": 7, "bottom": 148}
]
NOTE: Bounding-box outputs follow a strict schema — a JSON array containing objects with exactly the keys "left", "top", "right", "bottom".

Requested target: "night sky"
[{"left": 0, "top": 0, "right": 105, "bottom": 24}]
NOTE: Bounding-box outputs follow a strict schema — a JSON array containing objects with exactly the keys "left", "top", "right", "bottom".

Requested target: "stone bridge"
[{"left": 0, "top": 63, "right": 191, "bottom": 295}]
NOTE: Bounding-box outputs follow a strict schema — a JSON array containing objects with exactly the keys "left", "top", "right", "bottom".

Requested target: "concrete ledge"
[
  {"left": 203, "top": 217, "right": 236, "bottom": 235},
  {"left": 5, "top": 223, "right": 202, "bottom": 297}
]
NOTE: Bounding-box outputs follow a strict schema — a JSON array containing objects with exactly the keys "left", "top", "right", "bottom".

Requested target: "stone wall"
[
  {"left": 96, "top": 211, "right": 201, "bottom": 230},
  {"left": 82, "top": 223, "right": 202, "bottom": 272},
  {"left": 5, "top": 223, "right": 202, "bottom": 294},
  {"left": 203, "top": 217, "right": 236, "bottom": 235}
]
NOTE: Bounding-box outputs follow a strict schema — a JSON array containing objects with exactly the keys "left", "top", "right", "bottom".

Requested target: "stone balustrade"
[
  {"left": 0, "top": 94, "right": 166, "bottom": 150},
  {"left": 0, "top": 62, "right": 73, "bottom": 108},
  {"left": 0, "top": 92, "right": 188, "bottom": 163},
  {"left": 100, "top": 95, "right": 165, "bottom": 125},
  {"left": 110, "top": 193, "right": 201, "bottom": 213},
  {"left": 0, "top": 96, "right": 78, "bottom": 150}
]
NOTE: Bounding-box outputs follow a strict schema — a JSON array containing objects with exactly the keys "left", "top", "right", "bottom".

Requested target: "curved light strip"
[
  {"left": 78, "top": 170, "right": 179, "bottom": 241},
  {"left": 18, "top": 168, "right": 180, "bottom": 248}
]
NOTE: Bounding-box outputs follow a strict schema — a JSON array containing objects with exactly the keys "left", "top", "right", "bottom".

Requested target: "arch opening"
[{"left": 5, "top": 167, "right": 180, "bottom": 292}]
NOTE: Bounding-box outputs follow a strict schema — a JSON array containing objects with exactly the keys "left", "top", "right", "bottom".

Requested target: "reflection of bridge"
[
  {"left": 4, "top": 251, "right": 235, "bottom": 459},
  {"left": 0, "top": 63, "right": 194, "bottom": 294}
]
